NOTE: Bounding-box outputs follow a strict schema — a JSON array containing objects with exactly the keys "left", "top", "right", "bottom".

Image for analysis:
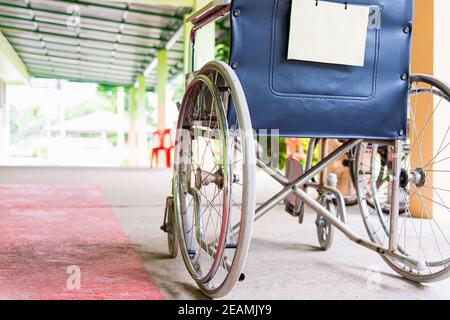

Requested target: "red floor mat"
[{"left": 0, "top": 185, "right": 164, "bottom": 300}]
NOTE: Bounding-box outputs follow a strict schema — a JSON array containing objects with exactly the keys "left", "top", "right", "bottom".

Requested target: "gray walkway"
[{"left": 1, "top": 166, "right": 449, "bottom": 300}]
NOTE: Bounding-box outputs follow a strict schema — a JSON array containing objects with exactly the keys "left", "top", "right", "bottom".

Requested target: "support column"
[
  {"left": 137, "top": 75, "right": 148, "bottom": 166},
  {"left": 59, "top": 109, "right": 65, "bottom": 138},
  {"left": 183, "top": 14, "right": 193, "bottom": 77},
  {"left": 0, "top": 79, "right": 9, "bottom": 163},
  {"left": 157, "top": 49, "right": 168, "bottom": 130},
  {"left": 117, "top": 86, "right": 125, "bottom": 149},
  {"left": 128, "top": 87, "right": 137, "bottom": 166},
  {"left": 433, "top": 0, "right": 450, "bottom": 218},
  {"left": 410, "top": 0, "right": 434, "bottom": 218}
]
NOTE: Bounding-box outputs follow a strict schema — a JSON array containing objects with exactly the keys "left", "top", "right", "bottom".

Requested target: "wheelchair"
[{"left": 161, "top": 0, "right": 450, "bottom": 298}]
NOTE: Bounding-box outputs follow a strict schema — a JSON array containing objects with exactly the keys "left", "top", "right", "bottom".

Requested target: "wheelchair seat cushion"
[{"left": 229, "top": 0, "right": 414, "bottom": 139}]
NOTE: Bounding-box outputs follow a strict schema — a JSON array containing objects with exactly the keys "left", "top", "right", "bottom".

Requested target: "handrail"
[
  {"left": 186, "top": 0, "right": 231, "bottom": 27},
  {"left": 185, "top": 0, "right": 231, "bottom": 73}
]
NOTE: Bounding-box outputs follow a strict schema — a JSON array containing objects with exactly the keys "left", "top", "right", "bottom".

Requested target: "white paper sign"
[{"left": 288, "top": 0, "right": 370, "bottom": 67}]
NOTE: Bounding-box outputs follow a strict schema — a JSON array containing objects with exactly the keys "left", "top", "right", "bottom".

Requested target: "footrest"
[{"left": 284, "top": 157, "right": 305, "bottom": 218}]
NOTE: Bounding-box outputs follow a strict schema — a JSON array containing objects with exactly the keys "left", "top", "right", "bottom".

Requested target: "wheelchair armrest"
[{"left": 186, "top": 0, "right": 231, "bottom": 27}]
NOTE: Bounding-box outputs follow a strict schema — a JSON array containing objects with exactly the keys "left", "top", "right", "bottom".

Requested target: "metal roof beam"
[
  {"left": 0, "top": 13, "right": 168, "bottom": 43},
  {"left": 30, "top": 68, "right": 133, "bottom": 82},
  {"left": 5, "top": 34, "right": 154, "bottom": 58},
  {"left": 0, "top": 26, "right": 161, "bottom": 51},
  {"left": 24, "top": 63, "right": 140, "bottom": 79},
  {"left": 30, "top": 73, "right": 132, "bottom": 86},
  {"left": 0, "top": 2, "right": 182, "bottom": 30},
  {"left": 20, "top": 52, "right": 144, "bottom": 70},
  {"left": 113, "top": 0, "right": 194, "bottom": 8},
  {"left": 32, "top": 73, "right": 130, "bottom": 87},
  {"left": 29, "top": 64, "right": 134, "bottom": 79},
  {"left": 0, "top": 31, "right": 29, "bottom": 84},
  {"left": 47, "top": 0, "right": 186, "bottom": 19},
  {"left": 13, "top": 43, "right": 150, "bottom": 65},
  {"left": 22, "top": 60, "right": 142, "bottom": 77}
]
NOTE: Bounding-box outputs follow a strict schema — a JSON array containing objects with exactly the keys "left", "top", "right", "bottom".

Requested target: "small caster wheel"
[
  {"left": 315, "top": 198, "right": 336, "bottom": 250},
  {"left": 316, "top": 215, "right": 334, "bottom": 250},
  {"left": 163, "top": 196, "right": 178, "bottom": 258}
]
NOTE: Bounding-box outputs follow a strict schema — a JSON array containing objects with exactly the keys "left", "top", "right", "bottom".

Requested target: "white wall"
[
  {"left": 435, "top": 0, "right": 450, "bottom": 82},
  {"left": 0, "top": 79, "right": 9, "bottom": 163},
  {"left": 434, "top": 0, "right": 450, "bottom": 213}
]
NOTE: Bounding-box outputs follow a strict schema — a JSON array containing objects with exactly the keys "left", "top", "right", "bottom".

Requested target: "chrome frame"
[
  {"left": 179, "top": 1, "right": 426, "bottom": 274},
  {"left": 186, "top": 0, "right": 231, "bottom": 73},
  {"left": 250, "top": 139, "right": 423, "bottom": 270},
  {"left": 174, "top": 73, "right": 233, "bottom": 284}
]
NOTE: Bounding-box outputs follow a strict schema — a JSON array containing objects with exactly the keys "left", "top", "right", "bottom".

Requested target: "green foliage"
[
  {"left": 172, "top": 76, "right": 185, "bottom": 105},
  {"left": 9, "top": 104, "right": 47, "bottom": 149},
  {"left": 107, "top": 133, "right": 118, "bottom": 147},
  {"left": 215, "top": 43, "right": 230, "bottom": 63},
  {"left": 97, "top": 84, "right": 118, "bottom": 107},
  {"left": 65, "top": 99, "right": 112, "bottom": 120},
  {"left": 145, "top": 96, "right": 156, "bottom": 128},
  {"left": 304, "top": 138, "right": 320, "bottom": 165},
  {"left": 61, "top": 83, "right": 121, "bottom": 121},
  {"left": 215, "top": 20, "right": 231, "bottom": 63},
  {"left": 95, "top": 84, "right": 155, "bottom": 128},
  {"left": 262, "top": 138, "right": 319, "bottom": 171},
  {"left": 279, "top": 137, "right": 287, "bottom": 170},
  {"left": 97, "top": 84, "right": 118, "bottom": 99}
]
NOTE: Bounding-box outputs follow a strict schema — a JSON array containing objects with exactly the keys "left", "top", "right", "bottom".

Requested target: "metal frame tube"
[
  {"left": 253, "top": 139, "right": 362, "bottom": 222},
  {"left": 231, "top": 139, "right": 362, "bottom": 232},
  {"left": 294, "top": 187, "right": 423, "bottom": 270},
  {"left": 233, "top": 138, "right": 422, "bottom": 270},
  {"left": 256, "top": 157, "right": 290, "bottom": 186},
  {"left": 305, "top": 182, "right": 347, "bottom": 224},
  {"left": 206, "top": 134, "right": 423, "bottom": 271},
  {"left": 389, "top": 140, "right": 402, "bottom": 252},
  {"left": 187, "top": 4, "right": 231, "bottom": 73},
  {"left": 305, "top": 138, "right": 316, "bottom": 171}
]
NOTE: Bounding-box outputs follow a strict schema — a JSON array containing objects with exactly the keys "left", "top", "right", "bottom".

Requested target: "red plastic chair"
[
  {"left": 285, "top": 138, "right": 306, "bottom": 162},
  {"left": 151, "top": 129, "right": 173, "bottom": 168}
]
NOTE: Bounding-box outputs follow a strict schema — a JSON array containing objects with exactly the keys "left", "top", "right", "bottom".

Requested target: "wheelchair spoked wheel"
[
  {"left": 165, "top": 196, "right": 178, "bottom": 258},
  {"left": 356, "top": 75, "right": 450, "bottom": 282},
  {"left": 316, "top": 197, "right": 335, "bottom": 250},
  {"left": 173, "top": 61, "right": 255, "bottom": 298},
  {"left": 362, "top": 146, "right": 407, "bottom": 214}
]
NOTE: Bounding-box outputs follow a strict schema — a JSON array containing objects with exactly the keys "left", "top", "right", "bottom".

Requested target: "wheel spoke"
[
  {"left": 357, "top": 77, "right": 450, "bottom": 279},
  {"left": 173, "top": 65, "right": 255, "bottom": 296}
]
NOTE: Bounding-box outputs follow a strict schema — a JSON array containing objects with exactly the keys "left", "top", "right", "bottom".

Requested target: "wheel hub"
[
  {"left": 409, "top": 168, "right": 426, "bottom": 188},
  {"left": 398, "top": 168, "right": 427, "bottom": 188},
  {"left": 195, "top": 168, "right": 224, "bottom": 189},
  {"left": 399, "top": 169, "right": 409, "bottom": 188}
]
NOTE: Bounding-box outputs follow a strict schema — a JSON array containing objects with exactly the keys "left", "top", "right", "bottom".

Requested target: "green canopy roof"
[{"left": 0, "top": 0, "right": 191, "bottom": 87}]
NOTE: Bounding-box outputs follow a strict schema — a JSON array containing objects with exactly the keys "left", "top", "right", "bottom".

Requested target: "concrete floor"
[{"left": 1, "top": 166, "right": 450, "bottom": 300}]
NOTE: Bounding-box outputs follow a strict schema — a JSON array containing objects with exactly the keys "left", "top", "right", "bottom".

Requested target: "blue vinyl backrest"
[{"left": 229, "top": 0, "right": 414, "bottom": 139}]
